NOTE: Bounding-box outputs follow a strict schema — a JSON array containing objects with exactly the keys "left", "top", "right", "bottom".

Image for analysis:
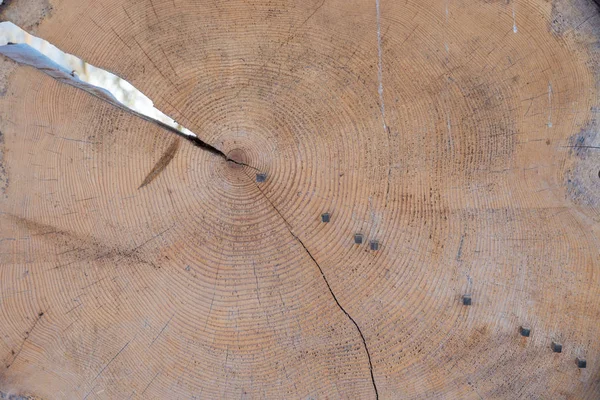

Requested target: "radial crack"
[
  {"left": 0, "top": 42, "right": 224, "bottom": 157},
  {"left": 0, "top": 22, "right": 255, "bottom": 168},
  {"left": 249, "top": 172, "right": 379, "bottom": 399},
  {"left": 291, "top": 231, "right": 380, "bottom": 400}
]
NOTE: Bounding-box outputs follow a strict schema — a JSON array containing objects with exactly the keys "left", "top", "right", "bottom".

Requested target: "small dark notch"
[
  {"left": 369, "top": 240, "right": 379, "bottom": 251},
  {"left": 576, "top": 357, "right": 587, "bottom": 368},
  {"left": 462, "top": 295, "right": 472, "bottom": 306},
  {"left": 551, "top": 341, "right": 562, "bottom": 353},
  {"left": 519, "top": 326, "right": 531, "bottom": 337},
  {"left": 321, "top": 213, "right": 330, "bottom": 223},
  {"left": 256, "top": 173, "right": 267, "bottom": 182},
  {"left": 354, "top": 233, "right": 364, "bottom": 244}
]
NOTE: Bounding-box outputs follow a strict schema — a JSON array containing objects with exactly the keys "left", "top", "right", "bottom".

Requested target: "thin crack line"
[
  {"left": 6, "top": 311, "right": 45, "bottom": 369},
  {"left": 246, "top": 170, "right": 379, "bottom": 399},
  {"left": 228, "top": 157, "right": 260, "bottom": 172},
  {"left": 278, "top": 0, "right": 326, "bottom": 49}
]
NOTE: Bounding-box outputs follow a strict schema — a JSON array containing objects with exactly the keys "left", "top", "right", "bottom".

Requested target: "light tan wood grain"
[{"left": 0, "top": 0, "right": 599, "bottom": 398}]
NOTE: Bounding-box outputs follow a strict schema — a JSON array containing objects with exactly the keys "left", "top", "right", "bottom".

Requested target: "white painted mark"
[
  {"left": 376, "top": 0, "right": 387, "bottom": 132},
  {"left": 547, "top": 81, "right": 553, "bottom": 128},
  {"left": 512, "top": 1, "right": 518, "bottom": 33},
  {"left": 447, "top": 114, "right": 454, "bottom": 150}
]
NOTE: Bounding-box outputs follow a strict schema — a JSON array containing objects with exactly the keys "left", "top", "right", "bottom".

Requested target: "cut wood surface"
[{"left": 1, "top": 0, "right": 600, "bottom": 398}]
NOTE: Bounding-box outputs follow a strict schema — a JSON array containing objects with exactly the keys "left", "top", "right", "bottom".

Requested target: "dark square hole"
[
  {"left": 576, "top": 358, "right": 586, "bottom": 368},
  {"left": 354, "top": 234, "right": 363, "bottom": 244},
  {"left": 551, "top": 341, "right": 562, "bottom": 353},
  {"left": 519, "top": 326, "right": 531, "bottom": 337},
  {"left": 321, "top": 213, "right": 330, "bottom": 223},
  {"left": 369, "top": 240, "right": 379, "bottom": 251},
  {"left": 462, "top": 295, "right": 472, "bottom": 306},
  {"left": 256, "top": 173, "right": 267, "bottom": 182}
]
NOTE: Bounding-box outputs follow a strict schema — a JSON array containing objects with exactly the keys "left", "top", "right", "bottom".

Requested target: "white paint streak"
[
  {"left": 376, "top": 0, "right": 387, "bottom": 132},
  {"left": 547, "top": 81, "right": 553, "bottom": 128},
  {"left": 512, "top": 1, "right": 518, "bottom": 33}
]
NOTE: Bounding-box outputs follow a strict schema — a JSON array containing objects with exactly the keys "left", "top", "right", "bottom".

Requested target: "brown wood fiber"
[{"left": 1, "top": 0, "right": 600, "bottom": 398}]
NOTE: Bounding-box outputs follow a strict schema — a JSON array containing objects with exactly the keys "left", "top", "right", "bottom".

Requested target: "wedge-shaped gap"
[{"left": 0, "top": 22, "right": 252, "bottom": 164}]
